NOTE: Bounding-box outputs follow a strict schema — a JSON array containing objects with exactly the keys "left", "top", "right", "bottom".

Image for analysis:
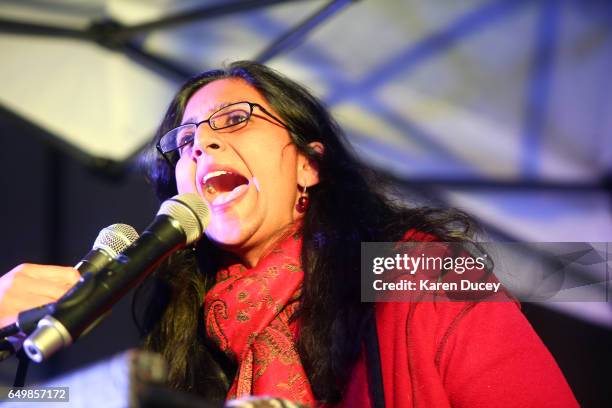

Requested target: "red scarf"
[{"left": 204, "top": 232, "right": 316, "bottom": 406}]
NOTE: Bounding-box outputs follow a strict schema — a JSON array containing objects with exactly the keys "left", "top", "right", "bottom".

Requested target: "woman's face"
[{"left": 174, "top": 78, "right": 316, "bottom": 266}]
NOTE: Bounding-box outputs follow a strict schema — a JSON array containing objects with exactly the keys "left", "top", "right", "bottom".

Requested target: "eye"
[
  {"left": 211, "top": 109, "right": 249, "bottom": 129},
  {"left": 178, "top": 143, "right": 193, "bottom": 156},
  {"left": 175, "top": 126, "right": 195, "bottom": 148}
]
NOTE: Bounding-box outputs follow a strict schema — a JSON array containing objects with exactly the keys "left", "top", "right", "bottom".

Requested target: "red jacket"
[{"left": 340, "top": 301, "right": 578, "bottom": 407}]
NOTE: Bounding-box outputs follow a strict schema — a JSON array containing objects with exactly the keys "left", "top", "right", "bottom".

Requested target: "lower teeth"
[{"left": 206, "top": 185, "right": 217, "bottom": 194}]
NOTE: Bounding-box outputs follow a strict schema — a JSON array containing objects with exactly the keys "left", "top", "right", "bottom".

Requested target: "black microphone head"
[
  {"left": 93, "top": 224, "right": 140, "bottom": 256},
  {"left": 157, "top": 193, "right": 210, "bottom": 245}
]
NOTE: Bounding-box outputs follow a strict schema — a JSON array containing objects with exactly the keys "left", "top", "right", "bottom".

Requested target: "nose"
[{"left": 191, "top": 127, "right": 224, "bottom": 159}]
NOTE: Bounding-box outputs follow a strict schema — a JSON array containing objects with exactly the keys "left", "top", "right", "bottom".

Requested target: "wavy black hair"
[{"left": 138, "top": 61, "right": 475, "bottom": 403}]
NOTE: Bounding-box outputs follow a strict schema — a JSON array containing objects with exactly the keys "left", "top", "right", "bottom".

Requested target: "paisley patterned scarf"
[{"left": 204, "top": 232, "right": 316, "bottom": 406}]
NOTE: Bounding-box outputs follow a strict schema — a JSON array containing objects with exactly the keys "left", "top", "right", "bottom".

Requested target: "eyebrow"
[{"left": 181, "top": 102, "right": 233, "bottom": 125}]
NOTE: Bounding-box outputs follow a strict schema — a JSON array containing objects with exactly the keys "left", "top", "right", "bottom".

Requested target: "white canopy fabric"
[{"left": 1, "top": 1, "right": 609, "bottom": 173}]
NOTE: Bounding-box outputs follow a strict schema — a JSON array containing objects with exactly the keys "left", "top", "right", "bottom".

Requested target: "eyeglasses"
[{"left": 156, "top": 101, "right": 288, "bottom": 165}]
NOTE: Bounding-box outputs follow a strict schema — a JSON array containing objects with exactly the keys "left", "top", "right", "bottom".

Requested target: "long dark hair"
[{"left": 138, "top": 61, "right": 474, "bottom": 403}]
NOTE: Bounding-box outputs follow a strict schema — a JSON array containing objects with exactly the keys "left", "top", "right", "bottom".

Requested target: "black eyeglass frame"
[{"left": 156, "top": 101, "right": 290, "bottom": 166}]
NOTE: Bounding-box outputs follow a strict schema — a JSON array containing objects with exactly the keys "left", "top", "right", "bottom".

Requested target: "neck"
[{"left": 224, "top": 221, "right": 302, "bottom": 268}]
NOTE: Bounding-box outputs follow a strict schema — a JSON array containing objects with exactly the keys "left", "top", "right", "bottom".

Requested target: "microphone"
[
  {"left": 23, "top": 193, "right": 210, "bottom": 362},
  {"left": 75, "top": 223, "right": 140, "bottom": 275},
  {"left": 14, "top": 224, "right": 140, "bottom": 336},
  {"left": 0, "top": 224, "right": 139, "bottom": 362}
]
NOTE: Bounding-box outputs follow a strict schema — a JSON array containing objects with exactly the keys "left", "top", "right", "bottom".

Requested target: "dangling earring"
[{"left": 296, "top": 184, "right": 309, "bottom": 213}]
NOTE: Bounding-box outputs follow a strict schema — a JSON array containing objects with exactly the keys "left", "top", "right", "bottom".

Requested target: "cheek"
[
  {"left": 260, "top": 150, "right": 299, "bottom": 203},
  {"left": 256, "top": 147, "right": 295, "bottom": 183},
  {"left": 175, "top": 157, "right": 198, "bottom": 194}
]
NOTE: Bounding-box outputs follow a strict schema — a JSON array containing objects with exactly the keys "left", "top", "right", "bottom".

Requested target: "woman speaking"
[{"left": 0, "top": 61, "right": 577, "bottom": 407}]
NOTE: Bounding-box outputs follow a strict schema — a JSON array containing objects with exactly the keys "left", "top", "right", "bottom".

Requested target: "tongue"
[
  {"left": 206, "top": 173, "right": 249, "bottom": 206},
  {"left": 207, "top": 173, "right": 247, "bottom": 193},
  {"left": 212, "top": 184, "right": 248, "bottom": 206}
]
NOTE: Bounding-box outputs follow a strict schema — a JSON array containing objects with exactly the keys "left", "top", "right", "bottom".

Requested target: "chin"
[
  {"left": 205, "top": 228, "right": 244, "bottom": 247},
  {"left": 205, "top": 219, "right": 257, "bottom": 248}
]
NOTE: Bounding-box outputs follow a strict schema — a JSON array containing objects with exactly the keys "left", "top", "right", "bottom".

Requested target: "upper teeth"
[{"left": 203, "top": 170, "right": 231, "bottom": 185}]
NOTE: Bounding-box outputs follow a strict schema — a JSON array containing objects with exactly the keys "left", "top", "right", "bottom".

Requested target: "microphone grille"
[
  {"left": 158, "top": 193, "right": 210, "bottom": 245},
  {"left": 93, "top": 224, "right": 140, "bottom": 257}
]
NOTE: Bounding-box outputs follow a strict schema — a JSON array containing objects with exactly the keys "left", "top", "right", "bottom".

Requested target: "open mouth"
[{"left": 202, "top": 170, "right": 250, "bottom": 207}]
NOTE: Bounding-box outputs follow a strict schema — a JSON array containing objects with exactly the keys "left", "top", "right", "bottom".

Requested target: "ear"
[{"left": 296, "top": 142, "right": 324, "bottom": 188}]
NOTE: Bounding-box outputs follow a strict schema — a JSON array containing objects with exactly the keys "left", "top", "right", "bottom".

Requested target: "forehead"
[{"left": 182, "top": 78, "right": 266, "bottom": 121}]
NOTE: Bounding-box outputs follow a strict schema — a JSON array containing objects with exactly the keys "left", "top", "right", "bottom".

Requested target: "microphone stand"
[
  {"left": 14, "top": 350, "right": 29, "bottom": 387},
  {"left": 0, "top": 301, "right": 58, "bottom": 360},
  {"left": 0, "top": 329, "right": 31, "bottom": 386},
  {"left": 0, "top": 302, "right": 59, "bottom": 388}
]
